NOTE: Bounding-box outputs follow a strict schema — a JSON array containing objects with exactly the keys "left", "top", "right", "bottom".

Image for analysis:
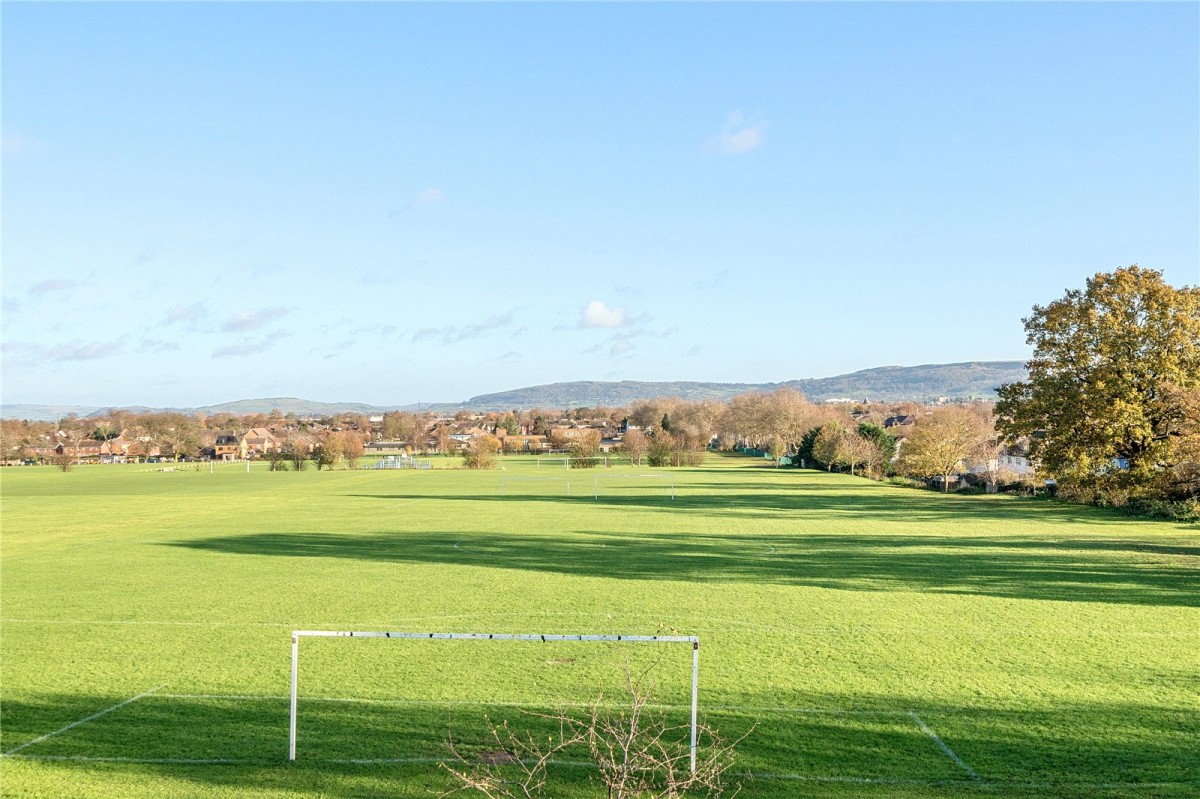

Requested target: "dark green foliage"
[
  {"left": 857, "top": 423, "right": 898, "bottom": 471},
  {"left": 797, "top": 426, "right": 821, "bottom": 468}
]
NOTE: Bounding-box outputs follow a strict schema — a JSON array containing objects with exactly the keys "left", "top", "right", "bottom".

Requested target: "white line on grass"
[
  {"left": 1, "top": 685, "right": 166, "bottom": 756},
  {"left": 3, "top": 615, "right": 1192, "bottom": 638},
  {"left": 907, "top": 710, "right": 981, "bottom": 781},
  {"left": 2, "top": 754, "right": 253, "bottom": 765}
]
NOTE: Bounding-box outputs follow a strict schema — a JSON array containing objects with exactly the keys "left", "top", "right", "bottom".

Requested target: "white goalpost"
[
  {"left": 288, "top": 630, "right": 700, "bottom": 771},
  {"left": 592, "top": 473, "right": 675, "bottom": 500},
  {"left": 499, "top": 476, "right": 573, "bottom": 496},
  {"left": 536, "top": 456, "right": 610, "bottom": 469}
]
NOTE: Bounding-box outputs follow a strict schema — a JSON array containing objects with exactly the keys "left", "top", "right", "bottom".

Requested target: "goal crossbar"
[
  {"left": 289, "top": 630, "right": 700, "bottom": 770},
  {"left": 499, "top": 477, "right": 572, "bottom": 496},
  {"left": 592, "top": 473, "right": 675, "bottom": 500}
]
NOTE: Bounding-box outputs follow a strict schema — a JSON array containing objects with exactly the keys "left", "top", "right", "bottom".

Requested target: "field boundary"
[{"left": 1, "top": 685, "right": 165, "bottom": 756}]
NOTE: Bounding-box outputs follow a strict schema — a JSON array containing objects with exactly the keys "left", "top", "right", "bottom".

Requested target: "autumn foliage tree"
[
  {"left": 897, "top": 407, "right": 992, "bottom": 491},
  {"left": 996, "top": 266, "right": 1200, "bottom": 503},
  {"left": 463, "top": 435, "right": 501, "bottom": 470},
  {"left": 622, "top": 428, "right": 647, "bottom": 466},
  {"left": 569, "top": 429, "right": 602, "bottom": 468}
]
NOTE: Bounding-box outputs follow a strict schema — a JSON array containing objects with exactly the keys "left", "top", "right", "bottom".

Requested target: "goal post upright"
[
  {"left": 289, "top": 632, "right": 299, "bottom": 761},
  {"left": 287, "top": 630, "right": 699, "bottom": 771}
]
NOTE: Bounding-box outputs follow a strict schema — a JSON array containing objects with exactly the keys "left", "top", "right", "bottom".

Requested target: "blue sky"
[{"left": 3, "top": 2, "right": 1198, "bottom": 407}]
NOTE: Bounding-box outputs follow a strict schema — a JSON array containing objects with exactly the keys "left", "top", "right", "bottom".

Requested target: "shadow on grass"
[
  {"left": 345, "top": 485, "right": 1183, "bottom": 529},
  {"left": 2, "top": 691, "right": 1196, "bottom": 798},
  {"left": 165, "top": 528, "right": 1198, "bottom": 607}
]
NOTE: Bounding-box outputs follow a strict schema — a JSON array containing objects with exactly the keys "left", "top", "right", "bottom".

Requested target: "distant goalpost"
[
  {"left": 593, "top": 473, "right": 675, "bottom": 500},
  {"left": 499, "top": 476, "right": 573, "bottom": 495},
  {"left": 536, "top": 456, "right": 610, "bottom": 469},
  {"left": 288, "top": 630, "right": 701, "bottom": 770}
]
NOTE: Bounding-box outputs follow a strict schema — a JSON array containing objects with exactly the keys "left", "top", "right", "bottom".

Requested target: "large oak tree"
[{"left": 996, "top": 266, "right": 1200, "bottom": 500}]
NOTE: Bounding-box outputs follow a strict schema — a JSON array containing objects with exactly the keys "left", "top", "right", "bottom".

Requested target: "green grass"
[{"left": 1, "top": 454, "right": 1197, "bottom": 798}]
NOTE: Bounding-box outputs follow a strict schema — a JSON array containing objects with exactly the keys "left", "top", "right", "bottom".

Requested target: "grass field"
[{"left": 1, "top": 453, "right": 1197, "bottom": 798}]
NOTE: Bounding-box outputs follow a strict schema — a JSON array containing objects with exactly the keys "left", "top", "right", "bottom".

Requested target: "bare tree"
[
  {"left": 623, "top": 428, "right": 648, "bottom": 466},
  {"left": 441, "top": 672, "right": 751, "bottom": 799}
]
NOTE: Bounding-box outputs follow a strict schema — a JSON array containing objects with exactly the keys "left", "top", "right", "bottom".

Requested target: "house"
[
  {"left": 54, "top": 440, "right": 104, "bottom": 462},
  {"left": 495, "top": 433, "right": 550, "bottom": 453},
  {"left": 883, "top": 415, "right": 917, "bottom": 429},
  {"left": 212, "top": 434, "right": 240, "bottom": 461},
  {"left": 241, "top": 428, "right": 278, "bottom": 459}
]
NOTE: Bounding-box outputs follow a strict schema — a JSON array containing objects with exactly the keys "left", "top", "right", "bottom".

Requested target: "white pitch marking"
[
  {"left": 907, "top": 711, "right": 981, "bottom": 781},
  {"left": 1, "top": 685, "right": 166, "bottom": 756},
  {"left": 1, "top": 754, "right": 252, "bottom": 765}
]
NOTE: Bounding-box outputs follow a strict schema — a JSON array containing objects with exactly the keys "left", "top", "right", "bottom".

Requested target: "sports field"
[{"left": 1, "top": 454, "right": 1196, "bottom": 798}]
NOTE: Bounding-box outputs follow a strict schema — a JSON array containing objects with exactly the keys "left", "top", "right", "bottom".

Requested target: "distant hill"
[
  {"left": 463, "top": 361, "right": 1027, "bottom": 409},
  {"left": 196, "top": 397, "right": 394, "bottom": 416},
  {"left": 0, "top": 404, "right": 105, "bottom": 422},
  {"left": 1, "top": 361, "right": 1027, "bottom": 420}
]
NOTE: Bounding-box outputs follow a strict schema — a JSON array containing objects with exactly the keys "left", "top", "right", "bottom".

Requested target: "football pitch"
[{"left": 1, "top": 454, "right": 1196, "bottom": 798}]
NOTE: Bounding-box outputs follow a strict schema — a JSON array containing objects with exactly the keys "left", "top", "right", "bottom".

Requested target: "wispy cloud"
[
  {"left": 610, "top": 340, "right": 635, "bottom": 358},
  {"left": 2, "top": 131, "right": 42, "bottom": 156},
  {"left": 580, "top": 300, "right": 630, "bottom": 329},
  {"left": 222, "top": 307, "right": 290, "bottom": 333},
  {"left": 351, "top": 323, "right": 400, "bottom": 338},
  {"left": 163, "top": 302, "right": 207, "bottom": 327},
  {"left": 414, "top": 188, "right": 445, "bottom": 206},
  {"left": 389, "top": 190, "right": 446, "bottom": 219},
  {"left": 29, "top": 279, "right": 77, "bottom": 297},
  {"left": 3, "top": 297, "right": 21, "bottom": 314},
  {"left": 212, "top": 331, "right": 290, "bottom": 359},
  {"left": 412, "top": 312, "right": 513, "bottom": 345},
  {"left": 693, "top": 269, "right": 731, "bottom": 291},
  {"left": 3, "top": 339, "right": 122, "bottom": 362},
  {"left": 141, "top": 338, "right": 181, "bottom": 353},
  {"left": 499, "top": 350, "right": 521, "bottom": 362},
  {"left": 709, "top": 111, "right": 766, "bottom": 155},
  {"left": 684, "top": 345, "right": 702, "bottom": 357}
]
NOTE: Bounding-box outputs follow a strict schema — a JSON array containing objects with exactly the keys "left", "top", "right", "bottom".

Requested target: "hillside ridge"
[{"left": 2, "top": 360, "right": 1027, "bottom": 420}]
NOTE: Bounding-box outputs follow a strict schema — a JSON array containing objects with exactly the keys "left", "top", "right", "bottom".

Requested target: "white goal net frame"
[
  {"left": 592, "top": 473, "right": 675, "bottom": 500},
  {"left": 289, "top": 630, "right": 700, "bottom": 770}
]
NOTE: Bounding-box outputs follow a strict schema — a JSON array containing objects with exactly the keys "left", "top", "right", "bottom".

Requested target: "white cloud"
[
  {"left": 212, "top": 331, "right": 290, "bottom": 359},
  {"left": 412, "top": 312, "right": 514, "bottom": 345},
  {"left": 141, "top": 338, "right": 181, "bottom": 353},
  {"left": 610, "top": 340, "right": 635, "bottom": 358},
  {"left": 710, "top": 111, "right": 766, "bottom": 155},
  {"left": 2, "top": 132, "right": 42, "bottom": 156},
  {"left": 3, "top": 339, "right": 122, "bottom": 362},
  {"left": 222, "top": 306, "right": 290, "bottom": 333},
  {"left": 414, "top": 188, "right": 445, "bottom": 206},
  {"left": 163, "top": 302, "right": 207, "bottom": 326},
  {"left": 580, "top": 300, "right": 630, "bottom": 329},
  {"left": 29, "top": 279, "right": 77, "bottom": 297}
]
